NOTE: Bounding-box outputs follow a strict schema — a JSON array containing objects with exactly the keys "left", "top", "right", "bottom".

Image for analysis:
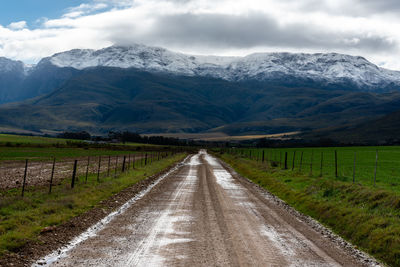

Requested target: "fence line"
[
  {"left": 226, "top": 148, "right": 400, "bottom": 188},
  {"left": 11, "top": 151, "right": 179, "bottom": 197}
]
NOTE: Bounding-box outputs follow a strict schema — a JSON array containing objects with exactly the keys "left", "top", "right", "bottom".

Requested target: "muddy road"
[{"left": 35, "top": 151, "right": 378, "bottom": 266}]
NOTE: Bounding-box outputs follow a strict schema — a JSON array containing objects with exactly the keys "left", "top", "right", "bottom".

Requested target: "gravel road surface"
[{"left": 34, "top": 150, "right": 378, "bottom": 266}]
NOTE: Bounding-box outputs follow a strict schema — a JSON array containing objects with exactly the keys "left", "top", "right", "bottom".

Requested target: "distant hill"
[
  {"left": 1, "top": 44, "right": 400, "bottom": 138},
  {"left": 0, "top": 67, "right": 400, "bottom": 136},
  {"left": 301, "top": 108, "right": 400, "bottom": 144}
]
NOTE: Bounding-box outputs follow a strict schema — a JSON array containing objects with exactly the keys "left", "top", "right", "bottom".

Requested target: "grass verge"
[
  {"left": 0, "top": 153, "right": 186, "bottom": 256},
  {"left": 217, "top": 152, "right": 400, "bottom": 266}
]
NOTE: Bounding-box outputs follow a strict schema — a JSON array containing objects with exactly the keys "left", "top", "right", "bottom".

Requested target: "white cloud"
[
  {"left": 0, "top": 0, "right": 400, "bottom": 70},
  {"left": 7, "top": 21, "right": 27, "bottom": 30}
]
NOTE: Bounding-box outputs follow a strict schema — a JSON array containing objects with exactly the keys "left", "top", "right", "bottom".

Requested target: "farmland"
[
  {"left": 217, "top": 147, "right": 400, "bottom": 266},
  {"left": 229, "top": 146, "right": 400, "bottom": 193},
  {"left": 0, "top": 135, "right": 186, "bottom": 261}
]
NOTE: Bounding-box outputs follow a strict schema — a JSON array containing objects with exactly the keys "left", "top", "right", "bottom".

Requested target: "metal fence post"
[
  {"left": 71, "top": 160, "right": 78, "bottom": 188},
  {"left": 299, "top": 151, "right": 303, "bottom": 172},
  {"left": 122, "top": 156, "right": 126, "bottom": 172},
  {"left": 85, "top": 156, "right": 90, "bottom": 183},
  {"left": 49, "top": 157, "right": 56, "bottom": 194},
  {"left": 284, "top": 152, "right": 288, "bottom": 169},
  {"left": 292, "top": 151, "right": 296, "bottom": 171},
  {"left": 374, "top": 150, "right": 378, "bottom": 186},
  {"left": 353, "top": 151, "right": 356, "bottom": 184},
  {"left": 21, "top": 159, "right": 28, "bottom": 197}
]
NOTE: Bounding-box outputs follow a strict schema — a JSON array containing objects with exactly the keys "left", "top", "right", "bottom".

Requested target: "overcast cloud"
[{"left": 0, "top": 0, "right": 399, "bottom": 70}]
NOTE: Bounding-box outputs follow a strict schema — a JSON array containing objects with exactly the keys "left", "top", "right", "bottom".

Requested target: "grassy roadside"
[
  {"left": 0, "top": 153, "right": 186, "bottom": 256},
  {"left": 217, "top": 152, "right": 400, "bottom": 266}
]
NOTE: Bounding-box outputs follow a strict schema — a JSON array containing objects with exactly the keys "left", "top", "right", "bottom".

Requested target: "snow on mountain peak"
[{"left": 46, "top": 44, "right": 400, "bottom": 89}]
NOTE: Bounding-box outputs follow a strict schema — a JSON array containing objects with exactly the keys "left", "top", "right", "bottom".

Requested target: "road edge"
[
  {"left": 215, "top": 155, "right": 383, "bottom": 267},
  {"left": 1, "top": 155, "right": 190, "bottom": 267}
]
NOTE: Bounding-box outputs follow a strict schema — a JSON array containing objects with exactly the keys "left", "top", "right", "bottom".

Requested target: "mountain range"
[{"left": 1, "top": 43, "right": 400, "bottom": 143}]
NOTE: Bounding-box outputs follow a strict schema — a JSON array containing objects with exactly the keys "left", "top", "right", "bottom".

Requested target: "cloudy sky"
[{"left": 0, "top": 0, "right": 399, "bottom": 69}]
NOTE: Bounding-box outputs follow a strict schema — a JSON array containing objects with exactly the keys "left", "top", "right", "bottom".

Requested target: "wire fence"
[
  {"left": 226, "top": 147, "right": 400, "bottom": 189},
  {"left": 2, "top": 151, "right": 176, "bottom": 197}
]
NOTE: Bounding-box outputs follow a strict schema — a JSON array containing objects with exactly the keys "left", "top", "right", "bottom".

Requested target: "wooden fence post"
[
  {"left": 21, "top": 159, "right": 28, "bottom": 197},
  {"left": 114, "top": 156, "right": 118, "bottom": 178},
  {"left": 284, "top": 152, "right": 288, "bottom": 169},
  {"left": 71, "top": 160, "right": 78, "bottom": 188},
  {"left": 292, "top": 151, "right": 296, "bottom": 171},
  {"left": 85, "top": 156, "right": 90, "bottom": 183},
  {"left": 97, "top": 156, "right": 101, "bottom": 182},
  {"left": 107, "top": 155, "right": 111, "bottom": 176},
  {"left": 353, "top": 151, "right": 356, "bottom": 184},
  {"left": 49, "top": 157, "right": 56, "bottom": 194},
  {"left": 335, "top": 150, "right": 338, "bottom": 178},
  {"left": 299, "top": 151, "right": 303, "bottom": 172},
  {"left": 122, "top": 156, "right": 126, "bottom": 172},
  {"left": 374, "top": 150, "right": 378, "bottom": 186}
]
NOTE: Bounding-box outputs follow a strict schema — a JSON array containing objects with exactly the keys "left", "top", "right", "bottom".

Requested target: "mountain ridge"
[
  {"left": 1, "top": 43, "right": 400, "bottom": 140},
  {"left": 44, "top": 44, "right": 400, "bottom": 91}
]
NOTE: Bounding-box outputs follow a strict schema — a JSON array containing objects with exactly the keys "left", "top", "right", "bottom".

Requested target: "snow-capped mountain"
[
  {"left": 44, "top": 44, "right": 400, "bottom": 90},
  {"left": 0, "top": 57, "right": 25, "bottom": 74}
]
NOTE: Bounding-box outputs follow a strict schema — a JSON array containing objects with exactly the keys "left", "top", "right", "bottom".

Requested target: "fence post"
[
  {"left": 114, "top": 156, "right": 118, "bottom": 178},
  {"left": 335, "top": 150, "right": 338, "bottom": 178},
  {"left": 284, "top": 152, "right": 288, "bottom": 169},
  {"left": 299, "top": 151, "right": 303, "bottom": 172},
  {"left": 145, "top": 153, "right": 148, "bottom": 165},
  {"left": 132, "top": 155, "right": 135, "bottom": 169},
  {"left": 353, "top": 151, "right": 356, "bottom": 184},
  {"left": 21, "top": 159, "right": 28, "bottom": 197},
  {"left": 310, "top": 150, "right": 314, "bottom": 175},
  {"left": 49, "top": 157, "right": 56, "bottom": 194},
  {"left": 107, "top": 155, "right": 111, "bottom": 176},
  {"left": 128, "top": 154, "right": 131, "bottom": 170},
  {"left": 292, "top": 151, "right": 296, "bottom": 171},
  {"left": 122, "top": 156, "right": 126, "bottom": 172},
  {"left": 320, "top": 152, "right": 324, "bottom": 177},
  {"left": 374, "top": 150, "right": 378, "bottom": 186},
  {"left": 85, "top": 156, "right": 90, "bottom": 183},
  {"left": 97, "top": 156, "right": 101, "bottom": 182},
  {"left": 71, "top": 160, "right": 78, "bottom": 188}
]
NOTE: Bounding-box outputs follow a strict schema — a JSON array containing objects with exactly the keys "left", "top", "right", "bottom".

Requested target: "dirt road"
[{"left": 34, "top": 151, "right": 378, "bottom": 266}]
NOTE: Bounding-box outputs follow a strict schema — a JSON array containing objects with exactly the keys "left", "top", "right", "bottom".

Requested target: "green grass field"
[
  {"left": 231, "top": 146, "right": 400, "bottom": 193},
  {"left": 0, "top": 134, "right": 171, "bottom": 162},
  {"left": 217, "top": 150, "right": 400, "bottom": 266},
  {"left": 0, "top": 134, "right": 70, "bottom": 145}
]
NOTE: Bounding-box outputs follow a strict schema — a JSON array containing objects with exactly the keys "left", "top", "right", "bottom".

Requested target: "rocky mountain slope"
[
  {"left": 1, "top": 44, "right": 400, "bottom": 138},
  {"left": 46, "top": 44, "right": 400, "bottom": 90}
]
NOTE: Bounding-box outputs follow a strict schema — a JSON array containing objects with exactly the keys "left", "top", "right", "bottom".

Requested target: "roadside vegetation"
[
  {"left": 217, "top": 148, "right": 400, "bottom": 266},
  {"left": 0, "top": 152, "right": 186, "bottom": 256},
  {"left": 0, "top": 133, "right": 190, "bottom": 258}
]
